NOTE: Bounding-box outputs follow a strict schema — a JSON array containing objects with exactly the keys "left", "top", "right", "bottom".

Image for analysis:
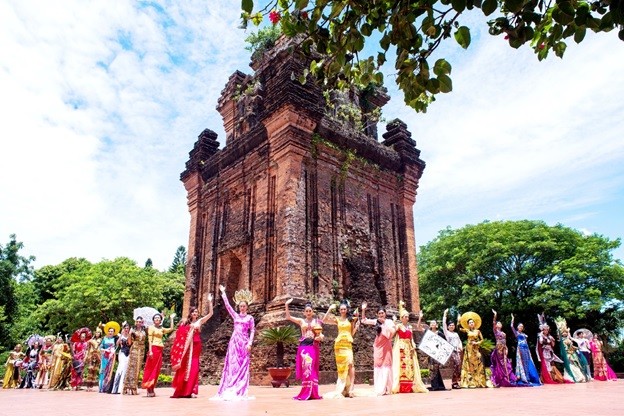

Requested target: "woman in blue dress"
[{"left": 510, "top": 314, "right": 541, "bottom": 386}]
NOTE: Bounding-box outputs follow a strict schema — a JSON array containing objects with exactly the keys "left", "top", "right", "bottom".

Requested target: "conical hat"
[
  {"left": 103, "top": 321, "right": 121, "bottom": 336},
  {"left": 459, "top": 311, "right": 482, "bottom": 330}
]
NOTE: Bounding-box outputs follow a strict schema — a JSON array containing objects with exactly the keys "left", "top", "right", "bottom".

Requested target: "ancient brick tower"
[{"left": 181, "top": 38, "right": 425, "bottom": 325}]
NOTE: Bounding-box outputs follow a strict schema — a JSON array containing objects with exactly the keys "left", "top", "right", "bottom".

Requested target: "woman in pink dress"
[
  {"left": 170, "top": 294, "right": 214, "bottom": 398},
  {"left": 70, "top": 331, "right": 89, "bottom": 390},
  {"left": 212, "top": 285, "right": 255, "bottom": 400},
  {"left": 286, "top": 298, "right": 324, "bottom": 400},
  {"left": 590, "top": 334, "right": 618, "bottom": 381},
  {"left": 361, "top": 302, "right": 396, "bottom": 395}
]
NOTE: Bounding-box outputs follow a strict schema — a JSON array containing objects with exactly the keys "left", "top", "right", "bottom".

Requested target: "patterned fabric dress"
[
  {"left": 2, "top": 349, "right": 23, "bottom": 389},
  {"left": 536, "top": 332, "right": 566, "bottom": 384},
  {"left": 49, "top": 344, "right": 73, "bottom": 390},
  {"left": 442, "top": 317, "right": 463, "bottom": 388},
  {"left": 330, "top": 318, "right": 355, "bottom": 397},
  {"left": 293, "top": 318, "right": 322, "bottom": 400},
  {"left": 391, "top": 324, "right": 428, "bottom": 394},
  {"left": 510, "top": 326, "right": 541, "bottom": 386},
  {"left": 560, "top": 336, "right": 588, "bottom": 383},
  {"left": 590, "top": 338, "right": 618, "bottom": 381},
  {"left": 35, "top": 343, "right": 54, "bottom": 388},
  {"left": 70, "top": 341, "right": 88, "bottom": 388},
  {"left": 123, "top": 327, "right": 146, "bottom": 395},
  {"left": 111, "top": 334, "right": 131, "bottom": 394},
  {"left": 99, "top": 335, "right": 117, "bottom": 392},
  {"left": 212, "top": 292, "right": 255, "bottom": 400},
  {"left": 490, "top": 325, "right": 518, "bottom": 387},
  {"left": 84, "top": 336, "right": 102, "bottom": 389},
  {"left": 171, "top": 323, "right": 203, "bottom": 398},
  {"left": 460, "top": 329, "right": 489, "bottom": 388}
]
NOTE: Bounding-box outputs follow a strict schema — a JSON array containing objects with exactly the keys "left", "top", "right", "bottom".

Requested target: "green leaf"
[
  {"left": 294, "top": 0, "right": 309, "bottom": 9},
  {"left": 380, "top": 33, "right": 391, "bottom": 50},
  {"left": 505, "top": 0, "right": 524, "bottom": 13},
  {"left": 433, "top": 59, "right": 452, "bottom": 76},
  {"left": 438, "top": 74, "right": 453, "bottom": 93},
  {"left": 361, "top": 23, "right": 373, "bottom": 36},
  {"left": 241, "top": 0, "right": 253, "bottom": 14},
  {"left": 554, "top": 41, "right": 567, "bottom": 58},
  {"left": 482, "top": 0, "right": 497, "bottom": 16},
  {"left": 454, "top": 26, "right": 471, "bottom": 49},
  {"left": 573, "top": 26, "right": 586, "bottom": 43},
  {"left": 452, "top": 0, "right": 467, "bottom": 13}
]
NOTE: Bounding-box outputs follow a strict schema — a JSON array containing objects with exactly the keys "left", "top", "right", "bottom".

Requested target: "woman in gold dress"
[
  {"left": 49, "top": 342, "right": 73, "bottom": 390},
  {"left": 2, "top": 344, "right": 24, "bottom": 389},
  {"left": 322, "top": 300, "right": 360, "bottom": 398},
  {"left": 391, "top": 301, "right": 428, "bottom": 394},
  {"left": 459, "top": 312, "right": 489, "bottom": 388},
  {"left": 123, "top": 316, "right": 146, "bottom": 395},
  {"left": 48, "top": 335, "right": 66, "bottom": 388},
  {"left": 84, "top": 326, "right": 103, "bottom": 391}
]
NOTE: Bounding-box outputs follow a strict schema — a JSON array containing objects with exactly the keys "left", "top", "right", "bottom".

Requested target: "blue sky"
[{"left": 1, "top": 1, "right": 623, "bottom": 271}]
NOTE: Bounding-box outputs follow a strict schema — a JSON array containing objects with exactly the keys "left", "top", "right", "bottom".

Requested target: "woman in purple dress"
[
  {"left": 490, "top": 310, "right": 518, "bottom": 387},
  {"left": 286, "top": 299, "right": 324, "bottom": 400},
  {"left": 211, "top": 285, "right": 255, "bottom": 401}
]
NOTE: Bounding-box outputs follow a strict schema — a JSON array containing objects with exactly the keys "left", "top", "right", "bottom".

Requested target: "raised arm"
[
  {"left": 163, "top": 314, "right": 176, "bottom": 335},
  {"left": 197, "top": 294, "right": 214, "bottom": 327},
  {"left": 510, "top": 313, "right": 519, "bottom": 338},
  {"left": 492, "top": 309, "right": 497, "bottom": 333},
  {"left": 322, "top": 304, "right": 337, "bottom": 324},
  {"left": 285, "top": 298, "right": 304, "bottom": 326},
  {"left": 351, "top": 308, "right": 360, "bottom": 336},
  {"left": 220, "top": 285, "right": 237, "bottom": 320},
  {"left": 360, "top": 302, "right": 376, "bottom": 325},
  {"left": 442, "top": 309, "right": 450, "bottom": 338}
]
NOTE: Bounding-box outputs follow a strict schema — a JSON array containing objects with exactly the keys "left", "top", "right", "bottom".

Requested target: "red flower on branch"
[
  {"left": 269, "top": 10, "right": 281, "bottom": 25},
  {"left": 301, "top": 11, "right": 308, "bottom": 20}
]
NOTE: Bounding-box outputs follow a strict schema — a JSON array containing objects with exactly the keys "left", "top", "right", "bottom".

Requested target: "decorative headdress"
[
  {"left": 104, "top": 321, "right": 121, "bottom": 336},
  {"left": 459, "top": 311, "right": 482, "bottom": 330},
  {"left": 44, "top": 335, "right": 56, "bottom": 344},
  {"left": 234, "top": 289, "right": 253, "bottom": 305},
  {"left": 398, "top": 300, "right": 410, "bottom": 318},
  {"left": 537, "top": 313, "right": 550, "bottom": 331},
  {"left": 555, "top": 317, "right": 569, "bottom": 336}
]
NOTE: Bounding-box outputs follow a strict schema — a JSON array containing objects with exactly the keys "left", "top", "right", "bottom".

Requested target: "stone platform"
[{"left": 0, "top": 381, "right": 622, "bottom": 416}]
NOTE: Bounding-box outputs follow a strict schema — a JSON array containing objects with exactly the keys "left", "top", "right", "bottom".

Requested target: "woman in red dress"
[{"left": 170, "top": 294, "right": 214, "bottom": 398}]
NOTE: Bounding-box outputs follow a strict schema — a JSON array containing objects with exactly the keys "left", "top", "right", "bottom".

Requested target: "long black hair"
[{"left": 375, "top": 307, "right": 386, "bottom": 335}]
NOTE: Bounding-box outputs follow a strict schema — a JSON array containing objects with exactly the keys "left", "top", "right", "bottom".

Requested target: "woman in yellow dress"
[
  {"left": 48, "top": 335, "right": 66, "bottom": 388},
  {"left": 2, "top": 344, "right": 24, "bottom": 389},
  {"left": 392, "top": 301, "right": 428, "bottom": 394},
  {"left": 141, "top": 312, "right": 175, "bottom": 397},
  {"left": 322, "top": 300, "right": 360, "bottom": 398},
  {"left": 459, "top": 312, "right": 489, "bottom": 388}
]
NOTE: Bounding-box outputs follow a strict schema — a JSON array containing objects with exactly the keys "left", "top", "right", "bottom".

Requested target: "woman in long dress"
[
  {"left": 99, "top": 323, "right": 119, "bottom": 393},
  {"left": 555, "top": 318, "right": 587, "bottom": 383},
  {"left": 212, "top": 285, "right": 255, "bottom": 401},
  {"left": 49, "top": 342, "right": 73, "bottom": 390},
  {"left": 490, "top": 310, "right": 517, "bottom": 387},
  {"left": 286, "top": 298, "right": 324, "bottom": 400},
  {"left": 361, "top": 302, "right": 396, "bottom": 395},
  {"left": 84, "top": 327, "right": 103, "bottom": 391},
  {"left": 2, "top": 344, "right": 23, "bottom": 389},
  {"left": 322, "top": 301, "right": 359, "bottom": 398},
  {"left": 142, "top": 312, "right": 176, "bottom": 397},
  {"left": 459, "top": 312, "right": 489, "bottom": 388},
  {"left": 19, "top": 341, "right": 41, "bottom": 389},
  {"left": 35, "top": 336, "right": 54, "bottom": 388},
  {"left": 171, "top": 294, "right": 214, "bottom": 398},
  {"left": 123, "top": 317, "right": 146, "bottom": 395},
  {"left": 535, "top": 317, "right": 566, "bottom": 384},
  {"left": 110, "top": 322, "right": 131, "bottom": 394},
  {"left": 391, "top": 301, "right": 428, "bottom": 394},
  {"left": 70, "top": 331, "right": 89, "bottom": 390},
  {"left": 510, "top": 314, "right": 541, "bottom": 386},
  {"left": 442, "top": 309, "right": 463, "bottom": 389},
  {"left": 590, "top": 334, "right": 618, "bottom": 381}
]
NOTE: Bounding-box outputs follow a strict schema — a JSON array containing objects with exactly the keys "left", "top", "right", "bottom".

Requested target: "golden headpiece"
[
  {"left": 398, "top": 300, "right": 410, "bottom": 318},
  {"left": 555, "top": 317, "right": 569, "bottom": 335},
  {"left": 459, "top": 311, "right": 482, "bottom": 330},
  {"left": 234, "top": 289, "right": 253, "bottom": 305}
]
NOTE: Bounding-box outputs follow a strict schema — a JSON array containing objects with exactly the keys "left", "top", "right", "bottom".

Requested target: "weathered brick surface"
[{"left": 180, "top": 37, "right": 426, "bottom": 383}]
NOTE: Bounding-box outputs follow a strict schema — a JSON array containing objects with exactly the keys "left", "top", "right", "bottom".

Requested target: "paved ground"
[{"left": 1, "top": 381, "right": 622, "bottom": 416}]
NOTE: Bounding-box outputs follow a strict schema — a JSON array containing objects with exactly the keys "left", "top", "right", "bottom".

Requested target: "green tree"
[
  {"left": 241, "top": 1, "right": 623, "bottom": 112},
  {"left": 418, "top": 220, "right": 624, "bottom": 340},
  {"left": 0, "top": 234, "right": 34, "bottom": 348},
  {"left": 35, "top": 257, "right": 184, "bottom": 335},
  {"left": 169, "top": 246, "right": 187, "bottom": 275}
]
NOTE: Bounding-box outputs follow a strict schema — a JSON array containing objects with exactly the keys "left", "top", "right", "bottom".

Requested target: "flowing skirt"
[
  {"left": 391, "top": 337, "right": 428, "bottom": 394},
  {"left": 592, "top": 350, "right": 618, "bottom": 381},
  {"left": 327, "top": 338, "right": 353, "bottom": 397},
  {"left": 50, "top": 358, "right": 72, "bottom": 390},
  {"left": 71, "top": 358, "right": 85, "bottom": 388},
  {"left": 490, "top": 345, "right": 518, "bottom": 387},
  {"left": 293, "top": 341, "right": 322, "bottom": 400},
  {"left": 123, "top": 343, "right": 145, "bottom": 395},
  {"left": 2, "top": 362, "right": 19, "bottom": 389},
  {"left": 171, "top": 338, "right": 202, "bottom": 398},
  {"left": 84, "top": 353, "right": 100, "bottom": 388},
  {"left": 99, "top": 351, "right": 116, "bottom": 392},
  {"left": 460, "top": 344, "right": 489, "bottom": 388},
  {"left": 212, "top": 335, "right": 253, "bottom": 400},
  {"left": 515, "top": 345, "right": 541, "bottom": 386},
  {"left": 142, "top": 345, "right": 163, "bottom": 392},
  {"left": 111, "top": 352, "right": 129, "bottom": 394}
]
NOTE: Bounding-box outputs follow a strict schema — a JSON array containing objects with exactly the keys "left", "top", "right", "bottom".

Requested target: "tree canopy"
[
  {"left": 240, "top": 1, "right": 624, "bottom": 112},
  {"left": 418, "top": 220, "right": 624, "bottom": 340},
  {"left": 169, "top": 245, "right": 187, "bottom": 274}
]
